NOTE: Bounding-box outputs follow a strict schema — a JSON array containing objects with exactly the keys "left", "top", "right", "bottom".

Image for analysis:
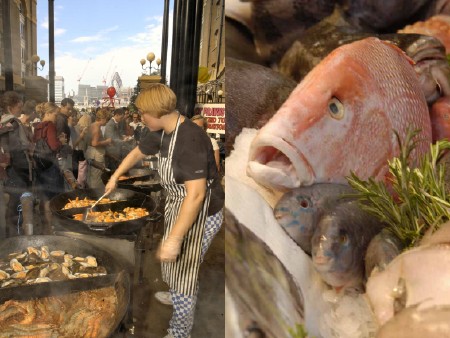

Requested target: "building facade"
[
  {"left": 0, "top": 0, "right": 46, "bottom": 101},
  {"left": 197, "top": 0, "right": 225, "bottom": 104},
  {"left": 54, "top": 75, "right": 65, "bottom": 103}
]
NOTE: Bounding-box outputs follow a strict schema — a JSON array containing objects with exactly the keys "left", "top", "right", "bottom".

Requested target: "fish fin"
[{"left": 380, "top": 40, "right": 416, "bottom": 65}]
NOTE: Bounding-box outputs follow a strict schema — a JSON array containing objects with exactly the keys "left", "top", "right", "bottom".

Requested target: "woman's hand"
[
  {"left": 104, "top": 177, "right": 118, "bottom": 196},
  {"left": 157, "top": 235, "right": 184, "bottom": 262}
]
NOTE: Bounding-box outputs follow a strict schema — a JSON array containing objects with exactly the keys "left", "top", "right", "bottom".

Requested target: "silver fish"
[
  {"left": 274, "top": 183, "right": 354, "bottom": 254},
  {"left": 311, "top": 200, "right": 384, "bottom": 291}
]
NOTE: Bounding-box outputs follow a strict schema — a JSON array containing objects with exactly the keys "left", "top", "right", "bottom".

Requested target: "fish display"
[
  {"left": 274, "top": 183, "right": 355, "bottom": 254},
  {"left": 0, "top": 285, "right": 123, "bottom": 338},
  {"left": 0, "top": 247, "right": 107, "bottom": 288},
  {"left": 310, "top": 200, "right": 384, "bottom": 291},
  {"left": 247, "top": 37, "right": 432, "bottom": 191}
]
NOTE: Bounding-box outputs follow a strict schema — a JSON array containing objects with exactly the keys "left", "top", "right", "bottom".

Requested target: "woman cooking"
[{"left": 104, "top": 84, "right": 224, "bottom": 338}]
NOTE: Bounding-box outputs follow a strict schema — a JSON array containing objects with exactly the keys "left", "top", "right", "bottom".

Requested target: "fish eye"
[
  {"left": 339, "top": 234, "right": 348, "bottom": 244},
  {"left": 328, "top": 97, "right": 344, "bottom": 120},
  {"left": 297, "top": 196, "right": 311, "bottom": 209}
]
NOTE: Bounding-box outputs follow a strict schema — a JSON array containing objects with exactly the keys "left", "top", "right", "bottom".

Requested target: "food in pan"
[
  {"left": 73, "top": 207, "right": 149, "bottom": 223},
  {"left": 0, "top": 247, "right": 107, "bottom": 288},
  {"left": 62, "top": 197, "right": 116, "bottom": 210},
  {"left": 0, "top": 286, "right": 121, "bottom": 337}
]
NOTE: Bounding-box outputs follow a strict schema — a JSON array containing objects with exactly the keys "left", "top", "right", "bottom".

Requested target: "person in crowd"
[
  {"left": 21, "top": 100, "right": 38, "bottom": 133},
  {"left": 119, "top": 106, "right": 134, "bottom": 137},
  {"left": 68, "top": 111, "right": 87, "bottom": 185},
  {"left": 33, "top": 102, "right": 65, "bottom": 232},
  {"left": 105, "top": 84, "right": 224, "bottom": 338},
  {"left": 75, "top": 110, "right": 92, "bottom": 188},
  {"left": 104, "top": 108, "right": 127, "bottom": 171},
  {"left": 56, "top": 98, "right": 75, "bottom": 189},
  {"left": 191, "top": 114, "right": 221, "bottom": 173},
  {"left": 0, "top": 91, "right": 36, "bottom": 236},
  {"left": 129, "top": 112, "right": 145, "bottom": 143},
  {"left": 85, "top": 108, "right": 112, "bottom": 189}
]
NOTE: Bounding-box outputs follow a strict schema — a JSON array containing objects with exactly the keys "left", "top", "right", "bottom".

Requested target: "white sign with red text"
[{"left": 194, "top": 104, "right": 225, "bottom": 135}]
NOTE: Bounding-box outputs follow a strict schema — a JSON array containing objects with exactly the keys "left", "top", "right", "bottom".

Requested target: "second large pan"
[{"left": 50, "top": 188, "right": 161, "bottom": 235}]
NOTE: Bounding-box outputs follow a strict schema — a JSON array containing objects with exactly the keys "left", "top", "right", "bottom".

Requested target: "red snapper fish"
[{"left": 247, "top": 37, "right": 432, "bottom": 190}]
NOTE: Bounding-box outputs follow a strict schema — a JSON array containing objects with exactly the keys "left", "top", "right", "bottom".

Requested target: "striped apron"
[{"left": 159, "top": 115, "right": 211, "bottom": 296}]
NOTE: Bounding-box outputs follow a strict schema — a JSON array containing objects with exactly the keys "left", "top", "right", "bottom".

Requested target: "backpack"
[{"left": 33, "top": 125, "right": 55, "bottom": 170}]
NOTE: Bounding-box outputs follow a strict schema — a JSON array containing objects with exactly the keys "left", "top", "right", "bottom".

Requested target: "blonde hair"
[
  {"left": 41, "top": 102, "right": 59, "bottom": 119},
  {"left": 135, "top": 84, "right": 177, "bottom": 118},
  {"left": 95, "top": 107, "right": 110, "bottom": 121},
  {"left": 191, "top": 114, "right": 207, "bottom": 130}
]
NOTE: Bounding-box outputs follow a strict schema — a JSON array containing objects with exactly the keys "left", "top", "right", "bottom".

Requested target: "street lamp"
[
  {"left": 26, "top": 54, "right": 46, "bottom": 74},
  {"left": 140, "top": 52, "right": 161, "bottom": 75}
]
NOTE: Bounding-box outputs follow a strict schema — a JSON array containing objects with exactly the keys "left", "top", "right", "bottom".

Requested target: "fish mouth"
[
  {"left": 247, "top": 135, "right": 315, "bottom": 190},
  {"left": 313, "top": 255, "right": 333, "bottom": 270}
]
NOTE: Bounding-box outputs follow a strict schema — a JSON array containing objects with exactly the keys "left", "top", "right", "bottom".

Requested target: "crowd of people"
[{"left": 0, "top": 91, "right": 143, "bottom": 236}]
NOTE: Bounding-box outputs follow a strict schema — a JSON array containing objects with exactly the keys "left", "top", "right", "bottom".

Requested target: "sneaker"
[{"left": 155, "top": 291, "right": 173, "bottom": 305}]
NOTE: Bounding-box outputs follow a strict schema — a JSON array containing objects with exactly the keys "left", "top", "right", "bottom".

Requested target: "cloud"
[
  {"left": 71, "top": 26, "right": 119, "bottom": 43},
  {"left": 39, "top": 12, "right": 173, "bottom": 97},
  {"left": 55, "top": 28, "right": 66, "bottom": 36},
  {"left": 41, "top": 18, "right": 48, "bottom": 29}
]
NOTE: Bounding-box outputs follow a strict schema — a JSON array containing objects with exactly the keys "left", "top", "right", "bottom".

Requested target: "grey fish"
[
  {"left": 225, "top": 208, "right": 304, "bottom": 338},
  {"left": 225, "top": 57, "right": 297, "bottom": 155},
  {"left": 273, "top": 183, "right": 355, "bottom": 255},
  {"left": 311, "top": 200, "right": 384, "bottom": 291},
  {"left": 365, "top": 230, "right": 403, "bottom": 279}
]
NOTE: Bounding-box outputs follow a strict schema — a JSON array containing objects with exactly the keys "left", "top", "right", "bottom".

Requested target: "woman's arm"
[
  {"left": 158, "top": 178, "right": 207, "bottom": 262},
  {"left": 104, "top": 146, "right": 146, "bottom": 195},
  {"left": 214, "top": 149, "right": 221, "bottom": 172}
]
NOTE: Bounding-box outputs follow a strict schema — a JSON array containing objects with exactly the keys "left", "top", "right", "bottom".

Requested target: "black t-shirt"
[{"left": 139, "top": 119, "right": 224, "bottom": 215}]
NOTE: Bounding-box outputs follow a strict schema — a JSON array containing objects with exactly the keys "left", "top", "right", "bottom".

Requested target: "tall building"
[
  {"left": 54, "top": 75, "right": 65, "bottom": 103},
  {"left": 0, "top": 0, "right": 47, "bottom": 101},
  {"left": 197, "top": 0, "right": 225, "bottom": 104}
]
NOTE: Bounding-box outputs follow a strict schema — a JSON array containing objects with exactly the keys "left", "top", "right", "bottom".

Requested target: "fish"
[
  {"left": 376, "top": 304, "right": 450, "bottom": 337},
  {"left": 399, "top": 15, "right": 450, "bottom": 53},
  {"left": 310, "top": 200, "right": 384, "bottom": 291},
  {"left": 225, "top": 208, "right": 305, "bottom": 338},
  {"left": 366, "top": 222, "right": 450, "bottom": 325},
  {"left": 247, "top": 37, "right": 432, "bottom": 191},
  {"left": 274, "top": 183, "right": 355, "bottom": 254},
  {"left": 226, "top": 57, "right": 297, "bottom": 155},
  {"left": 430, "top": 96, "right": 450, "bottom": 142},
  {"left": 364, "top": 230, "right": 403, "bottom": 278}
]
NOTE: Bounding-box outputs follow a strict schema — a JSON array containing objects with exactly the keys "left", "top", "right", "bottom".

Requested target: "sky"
[{"left": 36, "top": 0, "right": 173, "bottom": 97}]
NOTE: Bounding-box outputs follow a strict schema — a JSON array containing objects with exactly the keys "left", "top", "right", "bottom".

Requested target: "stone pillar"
[
  {"left": 138, "top": 75, "right": 163, "bottom": 91},
  {"left": 24, "top": 76, "right": 49, "bottom": 102}
]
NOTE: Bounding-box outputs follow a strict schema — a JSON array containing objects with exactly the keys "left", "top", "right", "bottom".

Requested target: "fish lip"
[
  {"left": 313, "top": 255, "right": 333, "bottom": 269},
  {"left": 247, "top": 135, "right": 315, "bottom": 189}
]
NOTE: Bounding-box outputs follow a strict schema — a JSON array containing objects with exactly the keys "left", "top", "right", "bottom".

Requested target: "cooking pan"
[
  {"left": 101, "top": 168, "right": 162, "bottom": 193},
  {"left": 0, "top": 235, "right": 130, "bottom": 336},
  {"left": 50, "top": 188, "right": 161, "bottom": 235},
  {"left": 0, "top": 235, "right": 129, "bottom": 302}
]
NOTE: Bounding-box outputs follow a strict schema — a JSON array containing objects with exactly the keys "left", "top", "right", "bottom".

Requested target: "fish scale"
[{"left": 248, "top": 37, "right": 432, "bottom": 190}]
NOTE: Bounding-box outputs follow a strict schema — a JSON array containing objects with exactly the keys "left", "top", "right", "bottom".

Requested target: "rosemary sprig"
[{"left": 347, "top": 129, "right": 450, "bottom": 248}]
